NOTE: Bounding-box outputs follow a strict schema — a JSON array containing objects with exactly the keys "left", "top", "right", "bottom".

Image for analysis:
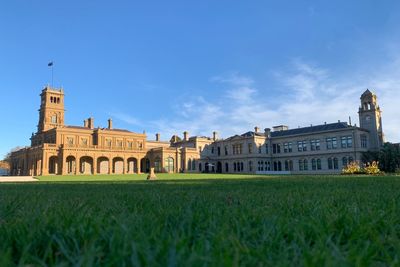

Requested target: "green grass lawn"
[
  {"left": 1, "top": 174, "right": 400, "bottom": 266},
  {"left": 37, "top": 173, "right": 265, "bottom": 182}
]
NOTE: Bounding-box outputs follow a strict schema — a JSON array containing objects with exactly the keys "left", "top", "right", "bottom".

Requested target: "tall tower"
[
  {"left": 358, "top": 89, "right": 384, "bottom": 150},
  {"left": 37, "top": 86, "right": 65, "bottom": 132}
]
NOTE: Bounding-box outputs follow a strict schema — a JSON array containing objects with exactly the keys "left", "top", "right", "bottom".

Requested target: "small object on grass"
[{"left": 147, "top": 167, "right": 157, "bottom": 180}]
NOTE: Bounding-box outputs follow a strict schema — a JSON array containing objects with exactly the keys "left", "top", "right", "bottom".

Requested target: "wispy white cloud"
[
  {"left": 112, "top": 58, "right": 400, "bottom": 143},
  {"left": 110, "top": 112, "right": 142, "bottom": 127}
]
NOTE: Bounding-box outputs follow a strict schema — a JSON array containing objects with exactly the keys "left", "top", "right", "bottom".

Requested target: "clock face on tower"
[{"left": 365, "top": 115, "right": 371, "bottom": 122}]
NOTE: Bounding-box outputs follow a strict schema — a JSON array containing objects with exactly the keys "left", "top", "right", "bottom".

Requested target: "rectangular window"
[
  {"left": 232, "top": 144, "right": 243, "bottom": 155},
  {"left": 341, "top": 136, "right": 347, "bottom": 148},
  {"left": 283, "top": 142, "right": 292, "bottom": 153},
  {"left": 217, "top": 147, "right": 221, "bottom": 156},
  {"left": 311, "top": 139, "right": 320, "bottom": 151},
  {"left": 347, "top": 136, "right": 353, "bottom": 147},
  {"left": 248, "top": 143, "right": 252, "bottom": 154},
  {"left": 361, "top": 135, "right": 368, "bottom": 148},
  {"left": 326, "top": 137, "right": 337, "bottom": 149},
  {"left": 265, "top": 144, "right": 269, "bottom": 154},
  {"left": 273, "top": 144, "right": 281, "bottom": 154},
  {"left": 341, "top": 136, "right": 353, "bottom": 148},
  {"left": 297, "top": 141, "right": 307, "bottom": 152},
  {"left": 225, "top": 146, "right": 228, "bottom": 155}
]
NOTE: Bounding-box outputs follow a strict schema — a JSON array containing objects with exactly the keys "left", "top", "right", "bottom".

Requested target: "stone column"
[
  {"left": 93, "top": 157, "right": 97, "bottom": 175},
  {"left": 108, "top": 159, "right": 112, "bottom": 175},
  {"left": 62, "top": 156, "right": 68, "bottom": 175},
  {"left": 123, "top": 158, "right": 127, "bottom": 174},
  {"left": 137, "top": 159, "right": 141, "bottom": 174},
  {"left": 74, "top": 157, "right": 78, "bottom": 175}
]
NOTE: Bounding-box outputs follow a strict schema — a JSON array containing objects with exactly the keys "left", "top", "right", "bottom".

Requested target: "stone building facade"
[
  {"left": 10, "top": 87, "right": 213, "bottom": 176},
  {"left": 198, "top": 90, "right": 384, "bottom": 174},
  {"left": 10, "top": 88, "right": 384, "bottom": 176}
]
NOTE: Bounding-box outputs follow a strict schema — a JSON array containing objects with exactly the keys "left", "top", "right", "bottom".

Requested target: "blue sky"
[{"left": 1, "top": 0, "right": 400, "bottom": 158}]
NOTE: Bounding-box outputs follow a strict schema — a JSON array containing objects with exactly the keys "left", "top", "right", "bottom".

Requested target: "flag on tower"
[{"left": 48, "top": 62, "right": 53, "bottom": 67}]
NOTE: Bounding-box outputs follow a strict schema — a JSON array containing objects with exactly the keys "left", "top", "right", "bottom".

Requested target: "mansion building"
[
  {"left": 10, "top": 87, "right": 214, "bottom": 176},
  {"left": 10, "top": 87, "right": 384, "bottom": 176},
  {"left": 198, "top": 89, "right": 384, "bottom": 174}
]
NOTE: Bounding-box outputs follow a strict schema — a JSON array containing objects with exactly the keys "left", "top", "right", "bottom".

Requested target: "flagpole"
[{"left": 48, "top": 61, "right": 54, "bottom": 88}]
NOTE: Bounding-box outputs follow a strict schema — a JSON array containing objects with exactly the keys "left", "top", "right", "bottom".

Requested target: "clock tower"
[
  {"left": 358, "top": 89, "right": 384, "bottom": 150},
  {"left": 37, "top": 86, "right": 65, "bottom": 132}
]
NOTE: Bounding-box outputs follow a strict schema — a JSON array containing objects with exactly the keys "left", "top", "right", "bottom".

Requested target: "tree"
[
  {"left": 3, "top": 146, "right": 24, "bottom": 163},
  {"left": 362, "top": 143, "right": 400, "bottom": 173}
]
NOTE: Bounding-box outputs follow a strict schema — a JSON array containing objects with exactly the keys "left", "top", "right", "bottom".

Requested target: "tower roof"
[{"left": 361, "top": 89, "right": 374, "bottom": 98}]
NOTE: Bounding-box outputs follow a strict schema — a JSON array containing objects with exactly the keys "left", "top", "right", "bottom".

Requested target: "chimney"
[
  {"left": 183, "top": 131, "right": 189, "bottom": 141},
  {"left": 88, "top": 117, "right": 94, "bottom": 129},
  {"left": 108, "top": 118, "right": 113, "bottom": 129},
  {"left": 264, "top": 128, "right": 271, "bottom": 137},
  {"left": 156, "top": 133, "right": 160, "bottom": 142},
  {"left": 84, "top": 120, "right": 88, "bottom": 128},
  {"left": 254, "top": 126, "right": 260, "bottom": 133},
  {"left": 213, "top": 131, "right": 218, "bottom": 141}
]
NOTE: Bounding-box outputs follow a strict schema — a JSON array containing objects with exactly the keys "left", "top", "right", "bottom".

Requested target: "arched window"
[
  {"left": 265, "top": 161, "right": 270, "bottom": 171},
  {"left": 317, "top": 159, "right": 322, "bottom": 170},
  {"left": 192, "top": 159, "right": 196, "bottom": 170},
  {"left": 303, "top": 159, "right": 308, "bottom": 171},
  {"left": 233, "top": 162, "right": 237, "bottom": 172},
  {"left": 342, "top": 157, "right": 348, "bottom": 167},
  {"left": 285, "top": 160, "right": 293, "bottom": 171},
  {"left": 225, "top": 162, "right": 229, "bottom": 172},
  {"left": 164, "top": 157, "right": 174, "bottom": 172},
  {"left": 240, "top": 162, "right": 244, "bottom": 171},
  {"left": 199, "top": 163, "right": 202, "bottom": 172},
  {"left": 312, "top": 159, "right": 317, "bottom": 170},
  {"left": 333, "top": 158, "right": 339, "bottom": 169},
  {"left": 349, "top": 157, "right": 354, "bottom": 163},
  {"left": 188, "top": 159, "right": 192, "bottom": 171},
  {"left": 299, "top": 160, "right": 304, "bottom": 171},
  {"left": 328, "top": 158, "right": 333, "bottom": 170},
  {"left": 154, "top": 157, "right": 161, "bottom": 172}
]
